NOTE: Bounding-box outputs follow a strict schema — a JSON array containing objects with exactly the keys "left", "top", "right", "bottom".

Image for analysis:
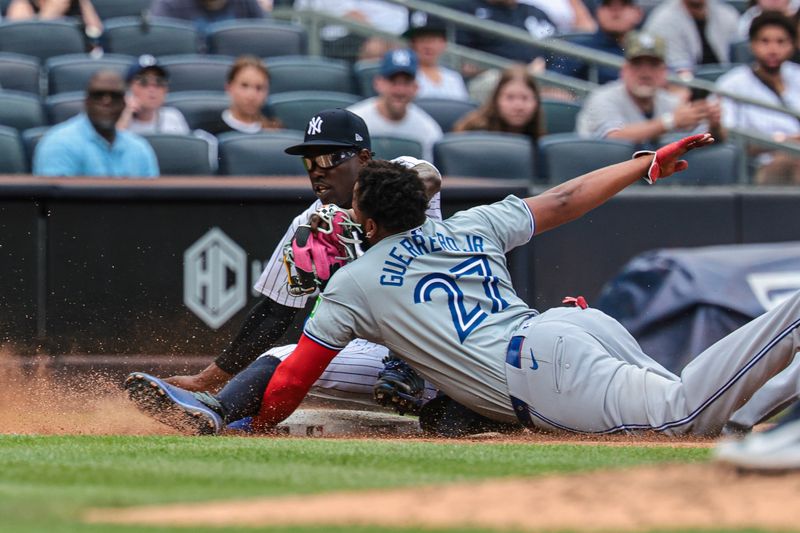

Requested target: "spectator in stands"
[
  {"left": 520, "top": 0, "right": 598, "bottom": 33},
  {"left": 150, "top": 0, "right": 265, "bottom": 36},
  {"left": 576, "top": 31, "right": 723, "bottom": 145},
  {"left": 404, "top": 11, "right": 469, "bottom": 101},
  {"left": 643, "top": 0, "right": 740, "bottom": 72},
  {"left": 717, "top": 11, "right": 800, "bottom": 184},
  {"left": 7, "top": 0, "right": 103, "bottom": 35},
  {"left": 550, "top": 0, "right": 644, "bottom": 84},
  {"left": 33, "top": 70, "right": 159, "bottom": 178},
  {"left": 453, "top": 65, "right": 543, "bottom": 143},
  {"left": 348, "top": 49, "right": 443, "bottom": 160},
  {"left": 117, "top": 55, "right": 190, "bottom": 135},
  {"left": 212, "top": 55, "right": 282, "bottom": 135},
  {"left": 453, "top": 0, "right": 557, "bottom": 63},
  {"left": 739, "top": 0, "right": 799, "bottom": 38},
  {"left": 293, "top": 0, "right": 408, "bottom": 62}
]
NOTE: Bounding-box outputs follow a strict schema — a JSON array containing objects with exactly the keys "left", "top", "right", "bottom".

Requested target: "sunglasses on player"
[{"left": 302, "top": 149, "right": 358, "bottom": 172}]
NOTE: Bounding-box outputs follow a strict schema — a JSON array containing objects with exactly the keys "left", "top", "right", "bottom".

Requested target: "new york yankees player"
[{"left": 164, "top": 108, "right": 440, "bottom": 408}]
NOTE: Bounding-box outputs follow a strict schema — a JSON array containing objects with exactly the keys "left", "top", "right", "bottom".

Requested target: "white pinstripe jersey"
[
  {"left": 253, "top": 193, "right": 443, "bottom": 308},
  {"left": 304, "top": 195, "right": 536, "bottom": 422}
]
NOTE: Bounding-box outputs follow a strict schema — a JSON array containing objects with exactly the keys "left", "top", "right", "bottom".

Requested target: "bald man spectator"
[
  {"left": 643, "top": 0, "right": 740, "bottom": 72},
  {"left": 34, "top": 71, "right": 159, "bottom": 178}
]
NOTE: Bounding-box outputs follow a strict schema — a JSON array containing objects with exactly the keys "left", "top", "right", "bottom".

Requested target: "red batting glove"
[{"left": 633, "top": 133, "right": 715, "bottom": 184}]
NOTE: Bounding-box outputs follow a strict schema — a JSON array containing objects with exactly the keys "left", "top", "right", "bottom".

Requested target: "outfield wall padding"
[{"left": 0, "top": 177, "right": 798, "bottom": 355}]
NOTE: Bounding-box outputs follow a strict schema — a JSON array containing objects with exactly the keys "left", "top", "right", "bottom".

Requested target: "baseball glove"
[{"left": 282, "top": 204, "right": 363, "bottom": 296}]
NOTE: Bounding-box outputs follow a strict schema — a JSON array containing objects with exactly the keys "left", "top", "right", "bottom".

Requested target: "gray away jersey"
[{"left": 304, "top": 195, "right": 537, "bottom": 422}]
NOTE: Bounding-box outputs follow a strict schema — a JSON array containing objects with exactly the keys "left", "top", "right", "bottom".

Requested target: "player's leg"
[
  {"left": 263, "top": 340, "right": 436, "bottom": 407},
  {"left": 670, "top": 290, "right": 800, "bottom": 435},
  {"left": 726, "top": 357, "right": 800, "bottom": 432}
]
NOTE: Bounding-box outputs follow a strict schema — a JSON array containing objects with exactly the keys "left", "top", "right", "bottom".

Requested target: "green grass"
[{"left": 0, "top": 434, "right": 759, "bottom": 533}]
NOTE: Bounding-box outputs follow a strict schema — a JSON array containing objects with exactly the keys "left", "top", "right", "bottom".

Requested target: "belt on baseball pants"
[{"left": 506, "top": 334, "right": 535, "bottom": 429}]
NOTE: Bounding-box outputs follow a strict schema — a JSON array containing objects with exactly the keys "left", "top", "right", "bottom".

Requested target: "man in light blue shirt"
[{"left": 34, "top": 70, "right": 159, "bottom": 178}]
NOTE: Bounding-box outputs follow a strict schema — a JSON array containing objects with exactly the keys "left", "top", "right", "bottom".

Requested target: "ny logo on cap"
[
  {"left": 392, "top": 49, "right": 412, "bottom": 67},
  {"left": 307, "top": 116, "right": 323, "bottom": 135}
]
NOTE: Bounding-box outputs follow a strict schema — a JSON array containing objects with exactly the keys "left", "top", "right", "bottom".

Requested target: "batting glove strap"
[{"left": 632, "top": 150, "right": 658, "bottom": 185}]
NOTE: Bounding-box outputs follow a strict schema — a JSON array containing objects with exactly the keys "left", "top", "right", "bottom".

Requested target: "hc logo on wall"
[{"left": 184, "top": 228, "right": 247, "bottom": 329}]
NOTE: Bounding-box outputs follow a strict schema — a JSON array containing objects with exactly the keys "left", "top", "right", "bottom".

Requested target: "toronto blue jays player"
[
  {"left": 248, "top": 134, "right": 800, "bottom": 435},
  {"left": 129, "top": 133, "right": 800, "bottom": 437}
]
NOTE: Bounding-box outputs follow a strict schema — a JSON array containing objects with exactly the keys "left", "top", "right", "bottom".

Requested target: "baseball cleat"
[
  {"left": 714, "top": 415, "right": 800, "bottom": 472},
  {"left": 125, "top": 372, "right": 223, "bottom": 436}
]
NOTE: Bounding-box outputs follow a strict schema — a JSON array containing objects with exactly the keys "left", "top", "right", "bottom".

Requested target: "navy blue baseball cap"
[
  {"left": 403, "top": 11, "right": 448, "bottom": 39},
  {"left": 380, "top": 49, "right": 418, "bottom": 78},
  {"left": 126, "top": 54, "right": 168, "bottom": 83},
  {"left": 284, "top": 108, "right": 371, "bottom": 155}
]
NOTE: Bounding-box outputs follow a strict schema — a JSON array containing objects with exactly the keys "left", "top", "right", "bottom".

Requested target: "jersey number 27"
[{"left": 413, "top": 255, "right": 509, "bottom": 343}]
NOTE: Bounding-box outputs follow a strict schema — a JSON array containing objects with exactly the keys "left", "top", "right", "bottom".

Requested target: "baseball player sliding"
[
  {"left": 163, "top": 108, "right": 439, "bottom": 413},
  {"left": 127, "top": 133, "right": 800, "bottom": 437}
]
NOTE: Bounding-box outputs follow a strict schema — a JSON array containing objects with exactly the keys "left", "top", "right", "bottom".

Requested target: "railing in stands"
[{"left": 273, "top": 1, "right": 800, "bottom": 184}]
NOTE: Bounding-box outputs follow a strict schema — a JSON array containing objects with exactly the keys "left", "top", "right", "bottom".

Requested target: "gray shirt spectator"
[
  {"left": 576, "top": 32, "right": 722, "bottom": 145},
  {"left": 643, "top": 0, "right": 740, "bottom": 71}
]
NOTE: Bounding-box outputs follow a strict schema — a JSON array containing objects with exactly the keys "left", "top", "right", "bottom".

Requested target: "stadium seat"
[
  {"left": 217, "top": 130, "right": 306, "bottom": 176},
  {"left": 693, "top": 63, "right": 737, "bottom": 82},
  {"left": 165, "top": 91, "right": 229, "bottom": 133},
  {"left": 268, "top": 91, "right": 362, "bottom": 131},
  {"left": 542, "top": 99, "right": 582, "bottom": 134},
  {"left": 414, "top": 97, "right": 478, "bottom": 133},
  {"left": 659, "top": 136, "right": 740, "bottom": 185},
  {"left": 730, "top": 40, "right": 753, "bottom": 65},
  {"left": 265, "top": 56, "right": 355, "bottom": 94},
  {"left": 102, "top": 17, "right": 199, "bottom": 56},
  {"left": 44, "top": 92, "right": 84, "bottom": 124},
  {"left": 92, "top": 0, "right": 152, "bottom": 19},
  {"left": 21, "top": 125, "right": 49, "bottom": 167},
  {"left": 371, "top": 135, "right": 424, "bottom": 160},
  {"left": 433, "top": 131, "right": 534, "bottom": 180},
  {"left": 45, "top": 54, "right": 134, "bottom": 95},
  {"left": 158, "top": 54, "right": 234, "bottom": 93},
  {"left": 206, "top": 20, "right": 307, "bottom": 58},
  {"left": 538, "top": 133, "right": 636, "bottom": 184},
  {"left": 0, "top": 125, "right": 28, "bottom": 173},
  {"left": 0, "top": 90, "right": 46, "bottom": 131},
  {"left": 0, "top": 52, "right": 41, "bottom": 96},
  {"left": 0, "top": 20, "right": 86, "bottom": 61},
  {"left": 142, "top": 133, "right": 213, "bottom": 176},
  {"left": 353, "top": 59, "right": 380, "bottom": 97}
]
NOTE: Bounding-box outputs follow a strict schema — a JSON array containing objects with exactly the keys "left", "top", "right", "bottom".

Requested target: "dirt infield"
[
  {"left": 0, "top": 350, "right": 716, "bottom": 445},
  {"left": 85, "top": 464, "right": 800, "bottom": 531}
]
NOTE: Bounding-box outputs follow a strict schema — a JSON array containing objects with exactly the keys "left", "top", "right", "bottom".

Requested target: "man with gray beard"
[{"left": 576, "top": 32, "right": 723, "bottom": 146}]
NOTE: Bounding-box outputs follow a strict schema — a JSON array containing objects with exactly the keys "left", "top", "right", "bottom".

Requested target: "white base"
[{"left": 274, "top": 409, "right": 421, "bottom": 437}]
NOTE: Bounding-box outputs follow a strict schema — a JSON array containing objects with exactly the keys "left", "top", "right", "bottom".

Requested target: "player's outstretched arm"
[
  {"left": 527, "top": 133, "right": 714, "bottom": 235},
  {"left": 251, "top": 334, "right": 341, "bottom": 429}
]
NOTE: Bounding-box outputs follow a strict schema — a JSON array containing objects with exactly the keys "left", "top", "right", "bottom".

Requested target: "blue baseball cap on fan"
[{"left": 379, "top": 49, "right": 418, "bottom": 78}]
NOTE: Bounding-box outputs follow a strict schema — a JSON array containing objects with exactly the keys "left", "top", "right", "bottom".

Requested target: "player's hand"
[
  {"left": 163, "top": 364, "right": 232, "bottom": 392},
  {"left": 637, "top": 133, "right": 715, "bottom": 184}
]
